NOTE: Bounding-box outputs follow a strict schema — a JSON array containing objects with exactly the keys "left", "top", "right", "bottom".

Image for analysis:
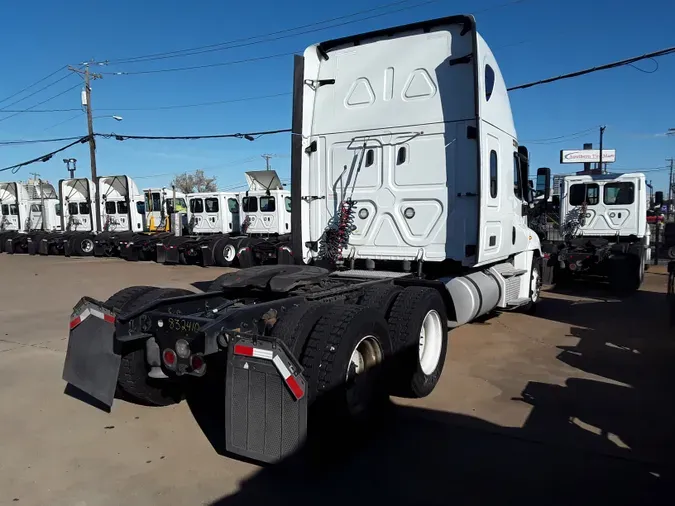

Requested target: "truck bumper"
[{"left": 62, "top": 298, "right": 120, "bottom": 409}]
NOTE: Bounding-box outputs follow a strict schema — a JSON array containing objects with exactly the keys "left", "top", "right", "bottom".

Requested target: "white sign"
[{"left": 560, "top": 149, "right": 616, "bottom": 164}]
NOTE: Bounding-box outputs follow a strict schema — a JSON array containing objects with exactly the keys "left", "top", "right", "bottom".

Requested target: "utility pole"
[
  {"left": 598, "top": 125, "right": 606, "bottom": 174},
  {"left": 262, "top": 154, "right": 273, "bottom": 171},
  {"left": 69, "top": 62, "right": 103, "bottom": 231}
]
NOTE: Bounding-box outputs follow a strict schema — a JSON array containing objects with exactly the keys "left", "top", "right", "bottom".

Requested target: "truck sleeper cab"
[
  {"left": 544, "top": 172, "right": 649, "bottom": 292},
  {"left": 63, "top": 14, "right": 546, "bottom": 466}
]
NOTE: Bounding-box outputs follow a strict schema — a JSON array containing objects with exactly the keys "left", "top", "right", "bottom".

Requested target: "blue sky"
[{"left": 0, "top": 0, "right": 674, "bottom": 192}]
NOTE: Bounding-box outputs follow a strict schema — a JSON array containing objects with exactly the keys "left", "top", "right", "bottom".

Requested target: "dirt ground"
[{"left": 0, "top": 254, "right": 673, "bottom": 506}]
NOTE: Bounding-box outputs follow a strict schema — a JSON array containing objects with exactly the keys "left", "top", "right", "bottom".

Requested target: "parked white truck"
[
  {"left": 63, "top": 15, "right": 547, "bottom": 464},
  {"left": 155, "top": 170, "right": 292, "bottom": 267},
  {"left": 0, "top": 181, "right": 61, "bottom": 253},
  {"left": 542, "top": 172, "right": 650, "bottom": 292}
]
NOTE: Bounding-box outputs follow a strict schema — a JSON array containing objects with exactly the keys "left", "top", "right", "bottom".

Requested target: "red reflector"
[
  {"left": 233, "top": 344, "right": 254, "bottom": 357},
  {"left": 191, "top": 355, "right": 204, "bottom": 370},
  {"left": 285, "top": 376, "right": 304, "bottom": 400},
  {"left": 103, "top": 314, "right": 115, "bottom": 324},
  {"left": 163, "top": 349, "right": 176, "bottom": 365},
  {"left": 569, "top": 263, "right": 577, "bottom": 271},
  {"left": 69, "top": 316, "right": 81, "bottom": 330}
]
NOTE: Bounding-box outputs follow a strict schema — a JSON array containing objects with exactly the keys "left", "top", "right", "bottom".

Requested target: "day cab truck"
[
  {"left": 155, "top": 170, "right": 293, "bottom": 267},
  {"left": 63, "top": 14, "right": 549, "bottom": 464},
  {"left": 118, "top": 187, "right": 187, "bottom": 262},
  {"left": 541, "top": 172, "right": 650, "bottom": 292},
  {"left": 0, "top": 181, "right": 61, "bottom": 254}
]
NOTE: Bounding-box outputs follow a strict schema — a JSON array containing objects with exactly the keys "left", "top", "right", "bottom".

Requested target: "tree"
[{"left": 171, "top": 169, "right": 217, "bottom": 193}]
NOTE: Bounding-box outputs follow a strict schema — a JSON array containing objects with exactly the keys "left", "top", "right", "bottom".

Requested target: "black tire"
[
  {"left": 116, "top": 287, "right": 194, "bottom": 406},
  {"left": 386, "top": 287, "right": 448, "bottom": 399},
  {"left": 71, "top": 234, "right": 95, "bottom": 256},
  {"left": 212, "top": 236, "right": 237, "bottom": 267},
  {"left": 270, "top": 303, "right": 325, "bottom": 356},
  {"left": 105, "top": 285, "right": 158, "bottom": 312},
  {"left": 301, "top": 305, "right": 392, "bottom": 422},
  {"left": 237, "top": 238, "right": 257, "bottom": 268},
  {"left": 668, "top": 246, "right": 675, "bottom": 260},
  {"left": 276, "top": 242, "right": 295, "bottom": 265},
  {"left": 356, "top": 284, "right": 403, "bottom": 315},
  {"left": 517, "top": 256, "right": 542, "bottom": 314}
]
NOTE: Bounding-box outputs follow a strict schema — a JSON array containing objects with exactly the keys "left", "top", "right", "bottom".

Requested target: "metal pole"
[
  {"left": 598, "top": 126, "right": 606, "bottom": 173},
  {"left": 668, "top": 158, "right": 674, "bottom": 221},
  {"left": 84, "top": 66, "right": 101, "bottom": 232}
]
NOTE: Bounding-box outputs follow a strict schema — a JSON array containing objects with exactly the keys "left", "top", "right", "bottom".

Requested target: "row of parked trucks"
[
  {"left": 0, "top": 170, "right": 292, "bottom": 267},
  {"left": 58, "top": 14, "right": 654, "bottom": 466}
]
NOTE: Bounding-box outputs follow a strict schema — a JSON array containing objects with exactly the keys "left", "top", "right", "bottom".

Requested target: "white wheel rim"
[
  {"left": 224, "top": 244, "right": 236, "bottom": 262},
  {"left": 531, "top": 266, "right": 541, "bottom": 303},
  {"left": 345, "top": 334, "right": 383, "bottom": 415},
  {"left": 81, "top": 239, "right": 94, "bottom": 253},
  {"left": 419, "top": 310, "right": 443, "bottom": 376}
]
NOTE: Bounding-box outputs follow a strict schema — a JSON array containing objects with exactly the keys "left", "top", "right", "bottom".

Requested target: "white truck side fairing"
[
  {"left": 560, "top": 172, "right": 647, "bottom": 238},
  {"left": 60, "top": 178, "right": 97, "bottom": 232},
  {"left": 297, "top": 15, "right": 537, "bottom": 266},
  {"left": 0, "top": 183, "right": 20, "bottom": 231}
]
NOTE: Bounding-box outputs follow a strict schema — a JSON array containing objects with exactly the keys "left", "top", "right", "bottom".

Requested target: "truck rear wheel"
[
  {"left": 302, "top": 305, "right": 391, "bottom": 423},
  {"left": 213, "top": 236, "right": 237, "bottom": 267},
  {"left": 357, "top": 284, "right": 403, "bottom": 315},
  {"left": 386, "top": 287, "right": 448, "bottom": 399},
  {"left": 116, "top": 287, "right": 194, "bottom": 406},
  {"left": 71, "top": 234, "right": 95, "bottom": 257}
]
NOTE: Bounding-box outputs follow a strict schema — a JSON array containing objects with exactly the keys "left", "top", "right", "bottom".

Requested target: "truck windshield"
[{"left": 604, "top": 182, "right": 634, "bottom": 205}]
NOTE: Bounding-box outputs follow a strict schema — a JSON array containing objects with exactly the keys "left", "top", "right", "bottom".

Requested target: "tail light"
[
  {"left": 190, "top": 354, "right": 206, "bottom": 374},
  {"left": 162, "top": 349, "right": 177, "bottom": 369}
]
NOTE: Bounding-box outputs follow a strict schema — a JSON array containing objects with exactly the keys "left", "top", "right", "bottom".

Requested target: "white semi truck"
[
  {"left": 0, "top": 181, "right": 61, "bottom": 253},
  {"left": 155, "top": 170, "right": 293, "bottom": 267},
  {"left": 63, "top": 15, "right": 547, "bottom": 464},
  {"left": 542, "top": 172, "right": 650, "bottom": 292}
]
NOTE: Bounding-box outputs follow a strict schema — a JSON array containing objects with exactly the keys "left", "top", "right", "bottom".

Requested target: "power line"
[
  {"left": 0, "top": 72, "right": 74, "bottom": 111},
  {"left": 0, "top": 135, "right": 84, "bottom": 146},
  {"left": 0, "top": 136, "right": 90, "bottom": 174},
  {"left": 0, "top": 66, "right": 68, "bottom": 106},
  {"left": 97, "top": 128, "right": 291, "bottom": 141},
  {"left": 0, "top": 82, "right": 82, "bottom": 124},
  {"left": 98, "top": 92, "right": 291, "bottom": 111},
  {"left": 522, "top": 126, "right": 599, "bottom": 144},
  {"left": 41, "top": 112, "right": 85, "bottom": 131},
  {"left": 108, "top": 0, "right": 529, "bottom": 67},
  {"left": 0, "top": 107, "right": 80, "bottom": 113},
  {"left": 108, "top": 0, "right": 429, "bottom": 65},
  {"left": 508, "top": 45, "right": 675, "bottom": 91}
]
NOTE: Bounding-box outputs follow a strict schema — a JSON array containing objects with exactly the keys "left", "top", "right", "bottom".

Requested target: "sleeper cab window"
[{"left": 485, "top": 64, "right": 495, "bottom": 101}]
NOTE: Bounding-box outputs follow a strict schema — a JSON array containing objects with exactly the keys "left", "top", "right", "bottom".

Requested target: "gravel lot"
[{"left": 0, "top": 254, "right": 672, "bottom": 506}]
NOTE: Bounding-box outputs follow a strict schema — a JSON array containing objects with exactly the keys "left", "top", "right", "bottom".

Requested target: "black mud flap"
[
  {"left": 94, "top": 242, "right": 106, "bottom": 256},
  {"left": 126, "top": 245, "right": 140, "bottom": 262},
  {"left": 62, "top": 298, "right": 120, "bottom": 410},
  {"left": 5, "top": 238, "right": 15, "bottom": 254},
  {"left": 155, "top": 243, "right": 167, "bottom": 264},
  {"left": 38, "top": 239, "right": 50, "bottom": 255},
  {"left": 200, "top": 245, "right": 213, "bottom": 267},
  {"left": 164, "top": 245, "right": 181, "bottom": 264},
  {"left": 225, "top": 335, "right": 308, "bottom": 464},
  {"left": 27, "top": 238, "right": 39, "bottom": 255},
  {"left": 63, "top": 238, "right": 73, "bottom": 257}
]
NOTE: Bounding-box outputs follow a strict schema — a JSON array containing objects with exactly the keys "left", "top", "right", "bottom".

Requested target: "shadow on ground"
[{"left": 195, "top": 278, "right": 675, "bottom": 506}]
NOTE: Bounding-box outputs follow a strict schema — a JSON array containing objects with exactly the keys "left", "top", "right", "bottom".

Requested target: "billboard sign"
[{"left": 560, "top": 149, "right": 616, "bottom": 164}]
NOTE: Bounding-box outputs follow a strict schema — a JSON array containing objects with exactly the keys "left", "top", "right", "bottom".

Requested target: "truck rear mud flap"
[
  {"left": 62, "top": 298, "right": 120, "bottom": 410},
  {"left": 226, "top": 335, "right": 307, "bottom": 464}
]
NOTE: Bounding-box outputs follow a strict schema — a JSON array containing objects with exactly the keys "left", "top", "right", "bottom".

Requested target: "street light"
[{"left": 93, "top": 115, "right": 123, "bottom": 121}]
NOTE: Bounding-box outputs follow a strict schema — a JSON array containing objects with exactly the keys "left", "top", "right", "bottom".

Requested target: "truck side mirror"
[
  {"left": 518, "top": 145, "right": 530, "bottom": 203},
  {"left": 655, "top": 191, "right": 664, "bottom": 206},
  {"left": 536, "top": 167, "right": 551, "bottom": 200}
]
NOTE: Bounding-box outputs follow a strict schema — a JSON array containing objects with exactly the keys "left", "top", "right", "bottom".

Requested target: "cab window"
[
  {"left": 513, "top": 154, "right": 522, "bottom": 200},
  {"left": 117, "top": 201, "right": 128, "bottom": 214},
  {"left": 1, "top": 204, "right": 7, "bottom": 215},
  {"left": 228, "top": 198, "right": 239, "bottom": 213},
  {"left": 151, "top": 193, "right": 161, "bottom": 212},
  {"left": 604, "top": 182, "right": 634, "bottom": 205},
  {"left": 189, "top": 198, "right": 204, "bottom": 213},
  {"left": 205, "top": 198, "right": 219, "bottom": 213},
  {"left": 68, "top": 203, "right": 79, "bottom": 215},
  {"left": 242, "top": 196, "right": 258, "bottom": 213},
  {"left": 105, "top": 201, "right": 116, "bottom": 214},
  {"left": 285, "top": 197, "right": 291, "bottom": 213},
  {"left": 79, "top": 202, "right": 90, "bottom": 215},
  {"left": 569, "top": 183, "right": 599, "bottom": 206},
  {"left": 9, "top": 204, "right": 18, "bottom": 216},
  {"left": 260, "top": 196, "right": 275, "bottom": 213},
  {"left": 136, "top": 202, "right": 145, "bottom": 214},
  {"left": 55, "top": 203, "right": 62, "bottom": 216},
  {"left": 30, "top": 204, "right": 42, "bottom": 212}
]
